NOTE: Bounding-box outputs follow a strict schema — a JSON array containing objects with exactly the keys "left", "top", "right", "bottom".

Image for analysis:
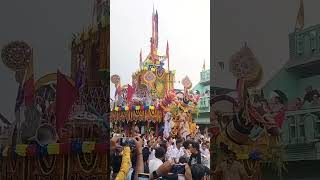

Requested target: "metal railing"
[{"left": 283, "top": 106, "right": 320, "bottom": 161}]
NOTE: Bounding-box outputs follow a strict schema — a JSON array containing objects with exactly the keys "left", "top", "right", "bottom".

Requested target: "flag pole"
[
  {"left": 168, "top": 60, "right": 170, "bottom": 90},
  {"left": 140, "top": 48, "right": 142, "bottom": 70},
  {"left": 92, "top": 0, "right": 96, "bottom": 24},
  {"left": 167, "top": 41, "right": 170, "bottom": 90},
  {"left": 295, "top": 0, "right": 304, "bottom": 32}
]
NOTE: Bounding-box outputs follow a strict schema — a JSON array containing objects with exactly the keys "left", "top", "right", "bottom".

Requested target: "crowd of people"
[
  {"left": 212, "top": 147, "right": 255, "bottom": 180},
  {"left": 110, "top": 129, "right": 211, "bottom": 180},
  {"left": 289, "top": 86, "right": 320, "bottom": 110}
]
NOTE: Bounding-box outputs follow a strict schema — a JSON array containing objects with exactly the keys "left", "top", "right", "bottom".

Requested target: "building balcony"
[
  {"left": 282, "top": 107, "right": 320, "bottom": 161},
  {"left": 286, "top": 56, "right": 320, "bottom": 78},
  {"left": 286, "top": 25, "right": 320, "bottom": 77},
  {"left": 197, "top": 95, "right": 210, "bottom": 113},
  {"left": 200, "top": 70, "right": 210, "bottom": 85},
  {"left": 193, "top": 116, "right": 210, "bottom": 125}
]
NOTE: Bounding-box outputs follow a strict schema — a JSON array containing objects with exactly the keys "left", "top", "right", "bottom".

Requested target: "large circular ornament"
[
  {"left": 182, "top": 76, "right": 192, "bottom": 89},
  {"left": 111, "top": 74, "right": 120, "bottom": 85},
  {"left": 229, "top": 45, "right": 261, "bottom": 81},
  {"left": 1, "top": 41, "right": 32, "bottom": 71}
]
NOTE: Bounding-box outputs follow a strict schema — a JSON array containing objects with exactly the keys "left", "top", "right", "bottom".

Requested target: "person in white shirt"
[
  {"left": 149, "top": 147, "right": 166, "bottom": 173},
  {"left": 200, "top": 142, "right": 210, "bottom": 157},
  {"left": 148, "top": 140, "right": 156, "bottom": 161},
  {"left": 165, "top": 137, "right": 175, "bottom": 160},
  {"left": 147, "top": 137, "right": 159, "bottom": 161},
  {"left": 171, "top": 138, "right": 186, "bottom": 163},
  {"left": 165, "top": 146, "right": 174, "bottom": 161},
  {"left": 200, "top": 142, "right": 210, "bottom": 168}
]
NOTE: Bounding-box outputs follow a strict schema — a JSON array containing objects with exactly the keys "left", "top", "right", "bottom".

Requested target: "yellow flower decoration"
[{"left": 115, "top": 146, "right": 131, "bottom": 180}]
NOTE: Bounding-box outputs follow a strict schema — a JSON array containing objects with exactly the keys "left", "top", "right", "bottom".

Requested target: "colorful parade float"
[
  {"left": 211, "top": 44, "right": 287, "bottom": 179},
  {"left": 0, "top": 1, "right": 110, "bottom": 179},
  {"left": 110, "top": 9, "right": 200, "bottom": 140}
]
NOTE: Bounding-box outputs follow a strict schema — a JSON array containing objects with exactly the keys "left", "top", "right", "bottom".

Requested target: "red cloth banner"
[{"left": 56, "top": 71, "right": 77, "bottom": 131}]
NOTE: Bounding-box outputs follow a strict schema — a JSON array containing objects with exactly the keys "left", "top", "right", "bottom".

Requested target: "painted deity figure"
[
  {"left": 135, "top": 85, "right": 151, "bottom": 105},
  {"left": 163, "top": 112, "right": 173, "bottom": 139},
  {"left": 120, "top": 86, "right": 128, "bottom": 106},
  {"left": 179, "top": 112, "right": 190, "bottom": 139}
]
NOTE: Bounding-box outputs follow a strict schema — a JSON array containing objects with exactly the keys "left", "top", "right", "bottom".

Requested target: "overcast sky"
[
  {"left": 0, "top": 0, "right": 93, "bottom": 122},
  {"left": 110, "top": 0, "right": 210, "bottom": 97},
  {"left": 213, "top": 0, "right": 320, "bottom": 89}
]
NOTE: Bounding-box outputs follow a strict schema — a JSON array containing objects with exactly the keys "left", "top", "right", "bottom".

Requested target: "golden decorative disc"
[
  {"left": 1, "top": 41, "right": 31, "bottom": 71},
  {"left": 229, "top": 45, "right": 261, "bottom": 81},
  {"left": 111, "top": 74, "right": 120, "bottom": 85}
]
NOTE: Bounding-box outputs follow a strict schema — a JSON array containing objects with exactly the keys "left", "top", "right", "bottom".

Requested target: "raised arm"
[{"left": 134, "top": 136, "right": 144, "bottom": 180}]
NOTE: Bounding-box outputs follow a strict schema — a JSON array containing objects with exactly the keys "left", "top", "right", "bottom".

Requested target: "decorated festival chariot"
[
  {"left": 0, "top": 1, "right": 110, "bottom": 179},
  {"left": 211, "top": 43, "right": 287, "bottom": 179},
  {"left": 110, "top": 9, "right": 200, "bottom": 140}
]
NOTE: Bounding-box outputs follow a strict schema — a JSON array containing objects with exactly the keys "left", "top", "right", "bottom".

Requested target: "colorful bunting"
[
  {"left": 82, "top": 142, "right": 96, "bottom": 153},
  {"left": 71, "top": 141, "right": 82, "bottom": 153},
  {"left": 15, "top": 144, "right": 28, "bottom": 157},
  {"left": 112, "top": 105, "right": 158, "bottom": 112},
  {"left": 38, "top": 145, "right": 48, "bottom": 157},
  {"left": 60, "top": 143, "right": 71, "bottom": 154},
  {"left": 0, "top": 142, "right": 108, "bottom": 158},
  {"left": 26, "top": 144, "right": 38, "bottom": 156},
  {"left": 48, "top": 143, "right": 60, "bottom": 155}
]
